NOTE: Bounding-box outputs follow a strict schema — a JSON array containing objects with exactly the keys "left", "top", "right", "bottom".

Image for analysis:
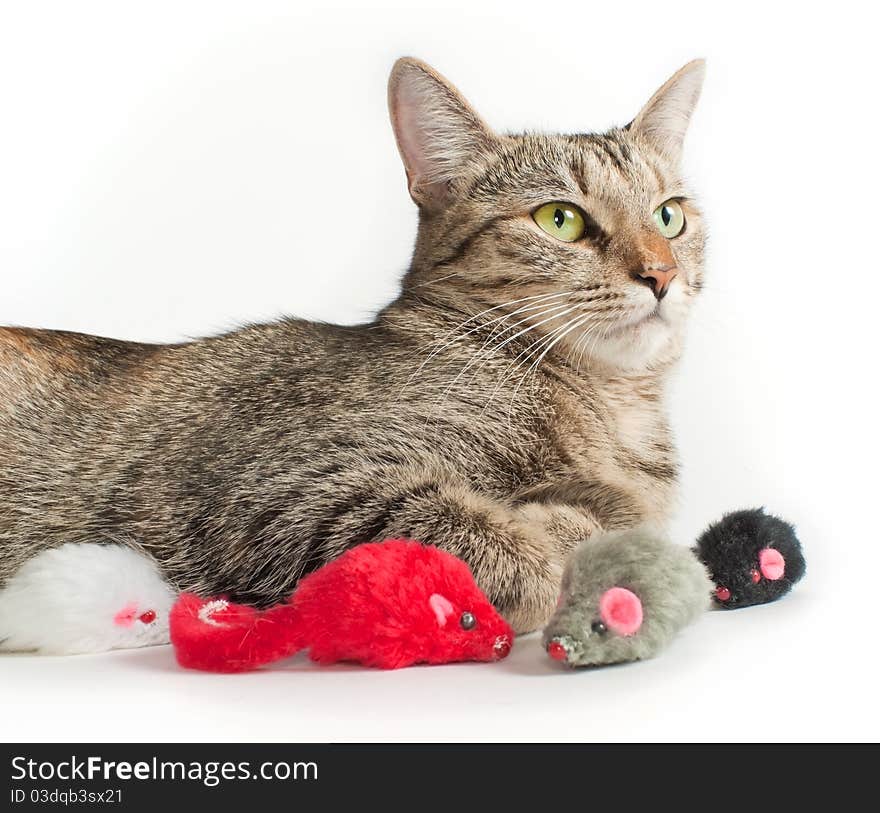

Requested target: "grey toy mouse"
[{"left": 543, "top": 528, "right": 712, "bottom": 667}]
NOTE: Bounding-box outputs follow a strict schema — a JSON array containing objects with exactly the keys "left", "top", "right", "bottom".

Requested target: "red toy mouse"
[{"left": 170, "top": 539, "right": 514, "bottom": 671}]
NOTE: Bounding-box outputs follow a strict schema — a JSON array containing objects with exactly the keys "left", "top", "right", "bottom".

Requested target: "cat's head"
[{"left": 388, "top": 58, "right": 706, "bottom": 373}]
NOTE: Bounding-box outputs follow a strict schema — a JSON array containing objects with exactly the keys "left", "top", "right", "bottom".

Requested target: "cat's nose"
[{"left": 633, "top": 264, "right": 678, "bottom": 300}]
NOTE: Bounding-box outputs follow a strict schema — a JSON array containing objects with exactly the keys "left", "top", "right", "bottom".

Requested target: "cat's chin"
[{"left": 587, "top": 310, "right": 683, "bottom": 372}]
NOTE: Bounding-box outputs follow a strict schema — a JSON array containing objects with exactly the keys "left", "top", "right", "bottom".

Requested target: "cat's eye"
[
  {"left": 653, "top": 199, "right": 686, "bottom": 238},
  {"left": 533, "top": 202, "right": 586, "bottom": 243}
]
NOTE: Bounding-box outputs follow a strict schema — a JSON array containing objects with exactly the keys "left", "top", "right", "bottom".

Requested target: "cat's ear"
[
  {"left": 388, "top": 57, "right": 497, "bottom": 210},
  {"left": 628, "top": 59, "right": 705, "bottom": 163}
]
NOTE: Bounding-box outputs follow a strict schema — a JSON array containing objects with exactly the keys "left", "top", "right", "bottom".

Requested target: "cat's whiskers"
[
  {"left": 405, "top": 291, "right": 566, "bottom": 369},
  {"left": 483, "top": 308, "right": 591, "bottom": 415},
  {"left": 424, "top": 291, "right": 566, "bottom": 358},
  {"left": 496, "top": 307, "right": 620, "bottom": 426},
  {"left": 410, "top": 270, "right": 464, "bottom": 288},
  {"left": 575, "top": 309, "right": 621, "bottom": 371},
  {"left": 574, "top": 324, "right": 598, "bottom": 373},
  {"left": 585, "top": 318, "right": 614, "bottom": 369},
  {"left": 426, "top": 301, "right": 580, "bottom": 423},
  {"left": 497, "top": 291, "right": 617, "bottom": 383},
  {"left": 414, "top": 298, "right": 574, "bottom": 413},
  {"left": 399, "top": 291, "right": 568, "bottom": 396},
  {"left": 584, "top": 311, "right": 624, "bottom": 370},
  {"left": 505, "top": 312, "right": 596, "bottom": 427},
  {"left": 436, "top": 298, "right": 578, "bottom": 400},
  {"left": 475, "top": 295, "right": 575, "bottom": 351}
]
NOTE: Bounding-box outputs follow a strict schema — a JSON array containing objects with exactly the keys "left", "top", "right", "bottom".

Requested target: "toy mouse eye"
[
  {"left": 459, "top": 612, "right": 476, "bottom": 631},
  {"left": 591, "top": 620, "right": 607, "bottom": 635},
  {"left": 715, "top": 585, "right": 731, "bottom": 602},
  {"left": 750, "top": 568, "right": 762, "bottom": 584},
  {"left": 138, "top": 610, "right": 157, "bottom": 624}
]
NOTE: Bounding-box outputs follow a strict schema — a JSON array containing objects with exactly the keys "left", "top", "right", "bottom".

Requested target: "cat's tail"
[{"left": 170, "top": 594, "right": 306, "bottom": 672}]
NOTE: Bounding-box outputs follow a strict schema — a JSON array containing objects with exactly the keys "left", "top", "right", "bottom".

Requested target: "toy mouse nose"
[
  {"left": 547, "top": 638, "right": 569, "bottom": 662},
  {"left": 494, "top": 635, "right": 512, "bottom": 659},
  {"left": 633, "top": 264, "right": 677, "bottom": 300},
  {"left": 599, "top": 587, "right": 643, "bottom": 636}
]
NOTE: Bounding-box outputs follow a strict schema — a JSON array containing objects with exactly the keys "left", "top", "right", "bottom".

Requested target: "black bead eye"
[
  {"left": 591, "top": 620, "right": 607, "bottom": 635},
  {"left": 459, "top": 612, "right": 476, "bottom": 631}
]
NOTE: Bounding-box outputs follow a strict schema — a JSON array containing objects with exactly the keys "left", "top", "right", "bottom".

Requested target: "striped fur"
[{"left": 0, "top": 58, "right": 706, "bottom": 634}]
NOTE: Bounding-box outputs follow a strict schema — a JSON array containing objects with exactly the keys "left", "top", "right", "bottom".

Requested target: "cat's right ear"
[
  {"left": 388, "top": 58, "right": 497, "bottom": 210},
  {"left": 628, "top": 59, "right": 705, "bottom": 164}
]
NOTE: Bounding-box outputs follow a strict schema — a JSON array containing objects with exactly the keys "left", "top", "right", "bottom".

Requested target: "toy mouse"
[
  {"left": 543, "top": 528, "right": 713, "bottom": 668},
  {"left": 0, "top": 542, "right": 175, "bottom": 655},
  {"left": 694, "top": 507, "right": 806, "bottom": 609},
  {"left": 543, "top": 509, "right": 806, "bottom": 668},
  {"left": 170, "top": 539, "right": 514, "bottom": 672}
]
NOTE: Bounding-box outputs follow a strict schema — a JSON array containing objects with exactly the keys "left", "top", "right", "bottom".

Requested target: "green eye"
[
  {"left": 653, "top": 199, "right": 686, "bottom": 238},
  {"left": 533, "top": 203, "right": 586, "bottom": 242}
]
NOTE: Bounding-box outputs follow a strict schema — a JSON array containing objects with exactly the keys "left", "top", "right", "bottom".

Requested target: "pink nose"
[
  {"left": 599, "top": 587, "right": 643, "bottom": 636},
  {"left": 636, "top": 265, "right": 678, "bottom": 300}
]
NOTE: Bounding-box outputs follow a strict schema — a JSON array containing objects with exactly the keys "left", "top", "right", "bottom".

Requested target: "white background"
[{"left": 1, "top": 0, "right": 878, "bottom": 742}]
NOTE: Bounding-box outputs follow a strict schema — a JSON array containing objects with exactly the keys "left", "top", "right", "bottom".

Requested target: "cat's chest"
[
  {"left": 603, "top": 390, "right": 670, "bottom": 457},
  {"left": 547, "top": 374, "right": 678, "bottom": 524}
]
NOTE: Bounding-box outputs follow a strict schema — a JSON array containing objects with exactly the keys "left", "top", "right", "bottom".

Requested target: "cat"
[{"left": 0, "top": 57, "right": 705, "bottom": 636}]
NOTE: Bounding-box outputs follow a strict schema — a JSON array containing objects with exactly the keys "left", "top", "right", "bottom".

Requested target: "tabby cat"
[{"left": 0, "top": 57, "right": 705, "bottom": 635}]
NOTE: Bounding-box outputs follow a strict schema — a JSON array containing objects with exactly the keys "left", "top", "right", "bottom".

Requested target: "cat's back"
[
  {"left": 0, "top": 317, "right": 416, "bottom": 486},
  {"left": 0, "top": 326, "right": 162, "bottom": 443},
  {"left": 0, "top": 326, "right": 157, "bottom": 393},
  {"left": 0, "top": 319, "right": 362, "bottom": 409},
  {"left": 0, "top": 318, "right": 376, "bottom": 570}
]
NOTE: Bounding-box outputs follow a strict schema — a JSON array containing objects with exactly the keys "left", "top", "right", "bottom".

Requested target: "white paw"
[{"left": 0, "top": 543, "right": 175, "bottom": 655}]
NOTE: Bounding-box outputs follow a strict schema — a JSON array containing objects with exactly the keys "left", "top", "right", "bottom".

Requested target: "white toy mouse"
[{"left": 0, "top": 542, "right": 175, "bottom": 654}]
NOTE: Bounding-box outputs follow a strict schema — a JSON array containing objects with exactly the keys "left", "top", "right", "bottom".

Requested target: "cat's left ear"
[
  {"left": 628, "top": 59, "right": 705, "bottom": 163},
  {"left": 388, "top": 57, "right": 498, "bottom": 210}
]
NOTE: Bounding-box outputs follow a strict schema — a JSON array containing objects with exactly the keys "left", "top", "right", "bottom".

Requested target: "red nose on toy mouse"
[{"left": 170, "top": 539, "right": 514, "bottom": 672}]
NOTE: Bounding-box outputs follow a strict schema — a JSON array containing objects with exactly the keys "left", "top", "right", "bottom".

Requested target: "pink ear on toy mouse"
[
  {"left": 429, "top": 593, "right": 455, "bottom": 627},
  {"left": 599, "top": 587, "right": 643, "bottom": 636},
  {"left": 759, "top": 548, "right": 785, "bottom": 581}
]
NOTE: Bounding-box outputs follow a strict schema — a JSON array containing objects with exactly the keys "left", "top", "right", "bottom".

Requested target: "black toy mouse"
[{"left": 694, "top": 508, "right": 806, "bottom": 609}]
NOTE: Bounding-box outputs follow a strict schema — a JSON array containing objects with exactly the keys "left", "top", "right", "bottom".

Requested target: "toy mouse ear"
[
  {"left": 429, "top": 593, "right": 455, "bottom": 627},
  {"left": 759, "top": 548, "right": 786, "bottom": 581},
  {"left": 599, "top": 587, "right": 643, "bottom": 636}
]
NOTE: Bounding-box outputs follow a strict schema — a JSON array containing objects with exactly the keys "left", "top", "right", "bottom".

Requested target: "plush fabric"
[
  {"left": 543, "top": 528, "right": 713, "bottom": 667},
  {"left": 694, "top": 508, "right": 805, "bottom": 609},
  {"left": 0, "top": 542, "right": 175, "bottom": 654},
  {"left": 171, "top": 539, "right": 514, "bottom": 672}
]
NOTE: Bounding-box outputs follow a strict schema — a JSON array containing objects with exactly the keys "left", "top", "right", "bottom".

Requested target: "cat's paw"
[
  {"left": 0, "top": 542, "right": 175, "bottom": 655},
  {"left": 543, "top": 527, "right": 712, "bottom": 667},
  {"left": 501, "top": 553, "right": 568, "bottom": 635}
]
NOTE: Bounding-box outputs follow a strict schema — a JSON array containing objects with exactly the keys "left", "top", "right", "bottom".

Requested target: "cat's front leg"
[
  {"left": 511, "top": 501, "right": 604, "bottom": 557},
  {"left": 357, "top": 477, "right": 602, "bottom": 633}
]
